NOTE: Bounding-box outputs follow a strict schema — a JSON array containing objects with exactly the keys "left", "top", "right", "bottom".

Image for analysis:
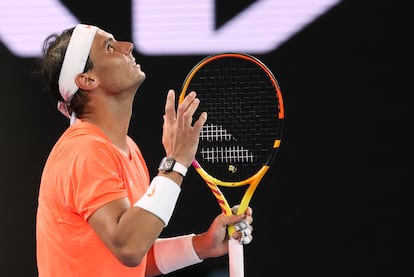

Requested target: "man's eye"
[{"left": 107, "top": 45, "right": 114, "bottom": 52}]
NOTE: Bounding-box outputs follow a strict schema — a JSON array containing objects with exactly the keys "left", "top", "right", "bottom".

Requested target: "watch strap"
[{"left": 172, "top": 161, "right": 187, "bottom": 177}]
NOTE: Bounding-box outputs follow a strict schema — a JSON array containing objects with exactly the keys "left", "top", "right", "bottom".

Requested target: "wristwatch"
[{"left": 158, "top": 157, "right": 188, "bottom": 177}]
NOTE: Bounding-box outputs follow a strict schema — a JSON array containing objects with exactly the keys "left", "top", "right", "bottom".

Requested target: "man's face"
[{"left": 87, "top": 28, "right": 146, "bottom": 95}]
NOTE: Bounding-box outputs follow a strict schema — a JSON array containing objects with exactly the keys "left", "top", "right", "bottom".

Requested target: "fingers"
[
  {"left": 234, "top": 220, "right": 248, "bottom": 231},
  {"left": 232, "top": 220, "right": 253, "bottom": 245},
  {"left": 241, "top": 227, "right": 252, "bottom": 237},
  {"left": 231, "top": 205, "right": 253, "bottom": 217},
  {"left": 161, "top": 90, "right": 207, "bottom": 166},
  {"left": 231, "top": 205, "right": 239, "bottom": 215},
  {"left": 240, "top": 236, "right": 252, "bottom": 245},
  {"left": 239, "top": 227, "right": 253, "bottom": 245},
  {"left": 176, "top": 91, "right": 200, "bottom": 127},
  {"left": 164, "top": 89, "right": 176, "bottom": 126},
  {"left": 164, "top": 90, "right": 206, "bottom": 129},
  {"left": 193, "top": 111, "right": 207, "bottom": 131},
  {"left": 227, "top": 205, "right": 254, "bottom": 245}
]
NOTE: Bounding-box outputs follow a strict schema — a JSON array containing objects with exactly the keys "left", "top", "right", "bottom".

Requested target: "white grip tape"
[
  {"left": 154, "top": 234, "right": 203, "bottom": 274},
  {"left": 229, "top": 237, "right": 244, "bottom": 277},
  {"left": 134, "top": 176, "right": 180, "bottom": 226}
]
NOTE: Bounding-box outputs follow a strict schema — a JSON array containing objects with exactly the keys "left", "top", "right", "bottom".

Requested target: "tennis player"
[{"left": 35, "top": 24, "right": 253, "bottom": 277}]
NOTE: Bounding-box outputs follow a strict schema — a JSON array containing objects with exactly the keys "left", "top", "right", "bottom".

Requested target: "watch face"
[
  {"left": 160, "top": 157, "right": 175, "bottom": 171},
  {"left": 164, "top": 158, "right": 174, "bottom": 168}
]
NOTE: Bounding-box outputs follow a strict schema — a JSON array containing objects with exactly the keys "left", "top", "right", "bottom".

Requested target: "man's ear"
[{"left": 75, "top": 73, "right": 98, "bottom": 90}]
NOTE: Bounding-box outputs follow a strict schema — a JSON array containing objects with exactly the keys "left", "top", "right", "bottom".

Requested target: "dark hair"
[{"left": 34, "top": 26, "right": 94, "bottom": 118}]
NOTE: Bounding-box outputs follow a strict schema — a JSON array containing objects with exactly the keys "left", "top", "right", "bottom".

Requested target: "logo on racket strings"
[{"left": 199, "top": 123, "right": 254, "bottom": 167}]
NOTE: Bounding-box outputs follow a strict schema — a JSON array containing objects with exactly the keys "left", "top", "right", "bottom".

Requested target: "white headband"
[{"left": 57, "top": 24, "right": 98, "bottom": 122}]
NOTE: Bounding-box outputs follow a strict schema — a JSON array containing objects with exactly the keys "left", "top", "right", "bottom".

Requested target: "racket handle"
[{"left": 228, "top": 237, "right": 244, "bottom": 277}]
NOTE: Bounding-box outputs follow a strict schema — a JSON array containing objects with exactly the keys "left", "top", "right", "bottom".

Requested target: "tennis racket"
[{"left": 179, "top": 53, "right": 284, "bottom": 277}]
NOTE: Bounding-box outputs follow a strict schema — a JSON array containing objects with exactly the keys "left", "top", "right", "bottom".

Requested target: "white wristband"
[
  {"left": 134, "top": 176, "right": 181, "bottom": 226},
  {"left": 154, "top": 234, "right": 203, "bottom": 274}
]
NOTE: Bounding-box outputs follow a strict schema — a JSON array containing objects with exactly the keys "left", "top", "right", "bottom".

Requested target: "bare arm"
[
  {"left": 88, "top": 197, "right": 165, "bottom": 267},
  {"left": 87, "top": 89, "right": 207, "bottom": 268},
  {"left": 145, "top": 207, "right": 254, "bottom": 276}
]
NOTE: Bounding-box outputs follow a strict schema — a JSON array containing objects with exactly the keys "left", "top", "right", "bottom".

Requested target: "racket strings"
[
  {"left": 187, "top": 56, "right": 282, "bottom": 181},
  {"left": 199, "top": 124, "right": 254, "bottom": 164},
  {"left": 200, "top": 123, "right": 233, "bottom": 142}
]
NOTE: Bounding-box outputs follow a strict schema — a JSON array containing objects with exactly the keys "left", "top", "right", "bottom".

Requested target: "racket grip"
[{"left": 228, "top": 237, "right": 244, "bottom": 277}]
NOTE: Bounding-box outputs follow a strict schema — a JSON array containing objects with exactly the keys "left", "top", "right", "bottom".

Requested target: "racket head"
[{"left": 179, "top": 53, "right": 284, "bottom": 187}]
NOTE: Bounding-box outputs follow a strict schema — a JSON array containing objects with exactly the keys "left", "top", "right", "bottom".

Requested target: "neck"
[{"left": 82, "top": 93, "right": 134, "bottom": 155}]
